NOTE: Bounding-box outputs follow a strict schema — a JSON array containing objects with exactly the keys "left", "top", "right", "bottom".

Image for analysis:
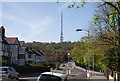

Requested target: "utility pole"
[{"left": 76, "top": 29, "right": 90, "bottom": 79}]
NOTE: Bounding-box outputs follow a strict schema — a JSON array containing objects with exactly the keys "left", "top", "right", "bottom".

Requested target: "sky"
[{"left": 0, "top": 1, "right": 98, "bottom": 43}]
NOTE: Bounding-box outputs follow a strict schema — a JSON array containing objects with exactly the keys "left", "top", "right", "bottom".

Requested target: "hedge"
[{"left": 11, "top": 65, "right": 50, "bottom": 75}]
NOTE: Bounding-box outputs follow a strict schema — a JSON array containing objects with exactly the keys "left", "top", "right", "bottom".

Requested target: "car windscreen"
[
  {"left": 0, "top": 68, "right": 7, "bottom": 71},
  {"left": 39, "top": 74, "right": 62, "bottom": 81}
]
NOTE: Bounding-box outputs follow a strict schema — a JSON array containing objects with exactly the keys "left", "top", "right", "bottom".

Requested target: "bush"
[{"left": 0, "top": 59, "right": 7, "bottom": 66}]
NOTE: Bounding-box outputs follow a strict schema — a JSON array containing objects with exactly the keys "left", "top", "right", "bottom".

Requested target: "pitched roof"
[
  {"left": 4, "top": 37, "right": 19, "bottom": 44},
  {"left": 26, "top": 48, "right": 34, "bottom": 54},
  {"left": 38, "top": 50, "right": 44, "bottom": 55},
  {"left": 32, "top": 49, "right": 42, "bottom": 56},
  {"left": 3, "top": 38, "right": 8, "bottom": 44}
]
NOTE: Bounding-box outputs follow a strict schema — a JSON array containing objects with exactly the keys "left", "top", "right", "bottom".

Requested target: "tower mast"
[{"left": 60, "top": 13, "right": 64, "bottom": 43}]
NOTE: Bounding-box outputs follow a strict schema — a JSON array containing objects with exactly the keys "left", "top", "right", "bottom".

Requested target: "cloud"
[
  {"left": 2, "top": 12, "right": 54, "bottom": 42},
  {"left": 25, "top": 16, "right": 54, "bottom": 41}
]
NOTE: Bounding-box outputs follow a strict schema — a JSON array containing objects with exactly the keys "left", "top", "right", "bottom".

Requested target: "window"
[
  {"left": 0, "top": 43, "right": 2, "bottom": 50},
  {"left": 11, "top": 67, "right": 16, "bottom": 72},
  {"left": 8, "top": 68, "right": 13, "bottom": 71},
  {"left": 8, "top": 67, "right": 16, "bottom": 72},
  {"left": 28, "top": 54, "right": 32, "bottom": 58},
  {"left": 0, "top": 68, "right": 7, "bottom": 71}
]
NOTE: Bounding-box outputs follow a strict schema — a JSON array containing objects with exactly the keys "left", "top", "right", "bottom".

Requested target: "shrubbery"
[{"left": 10, "top": 64, "right": 50, "bottom": 75}]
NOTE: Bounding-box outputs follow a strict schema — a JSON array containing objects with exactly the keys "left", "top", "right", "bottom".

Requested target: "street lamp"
[
  {"left": 67, "top": 52, "right": 70, "bottom": 76},
  {"left": 76, "top": 28, "right": 90, "bottom": 79}
]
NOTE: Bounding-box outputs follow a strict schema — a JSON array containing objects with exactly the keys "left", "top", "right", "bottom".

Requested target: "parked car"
[
  {"left": 0, "top": 66, "right": 19, "bottom": 80},
  {"left": 37, "top": 72, "right": 68, "bottom": 81}
]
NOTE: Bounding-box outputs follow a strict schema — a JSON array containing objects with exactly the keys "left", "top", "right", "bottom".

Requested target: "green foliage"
[
  {"left": 94, "top": 16, "right": 99, "bottom": 23},
  {"left": 93, "top": 16, "right": 99, "bottom": 24},
  {"left": 67, "top": 5, "right": 71, "bottom": 8},
  {"left": 70, "top": 34, "right": 117, "bottom": 71},
  {"left": 27, "top": 41, "right": 74, "bottom": 53},
  {"left": 70, "top": 40, "right": 88, "bottom": 65},
  {"left": 0, "top": 59, "right": 7, "bottom": 66},
  {"left": 57, "top": 0, "right": 59, "bottom": 3},
  {"left": 66, "top": 1, "right": 85, "bottom": 9},
  {"left": 11, "top": 65, "right": 50, "bottom": 75},
  {"left": 91, "top": 2, "right": 120, "bottom": 71},
  {"left": 76, "top": 6, "right": 79, "bottom": 8}
]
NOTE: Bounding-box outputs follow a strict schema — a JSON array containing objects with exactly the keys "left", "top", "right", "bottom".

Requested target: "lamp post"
[
  {"left": 67, "top": 52, "right": 70, "bottom": 76},
  {"left": 76, "top": 28, "right": 90, "bottom": 79}
]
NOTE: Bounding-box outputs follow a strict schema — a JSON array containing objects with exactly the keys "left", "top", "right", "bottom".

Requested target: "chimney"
[{"left": 0, "top": 26, "right": 5, "bottom": 39}]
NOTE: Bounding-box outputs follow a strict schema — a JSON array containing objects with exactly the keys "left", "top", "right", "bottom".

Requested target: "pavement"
[
  {"left": 90, "top": 75, "right": 107, "bottom": 79},
  {"left": 59, "top": 62, "right": 112, "bottom": 81},
  {"left": 89, "top": 76, "right": 108, "bottom": 81}
]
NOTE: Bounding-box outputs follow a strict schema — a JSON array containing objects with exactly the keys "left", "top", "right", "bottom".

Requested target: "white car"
[
  {"left": 37, "top": 72, "right": 68, "bottom": 81},
  {"left": 0, "top": 66, "right": 19, "bottom": 80}
]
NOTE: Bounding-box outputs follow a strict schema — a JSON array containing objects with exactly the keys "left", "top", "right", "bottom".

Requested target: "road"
[{"left": 59, "top": 62, "right": 87, "bottom": 80}]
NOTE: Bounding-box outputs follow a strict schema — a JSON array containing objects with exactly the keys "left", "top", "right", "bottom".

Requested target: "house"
[
  {"left": 0, "top": 26, "right": 6, "bottom": 57},
  {"left": 25, "top": 48, "right": 36, "bottom": 63},
  {"left": 18, "top": 41, "right": 27, "bottom": 66},
  {"left": 0, "top": 26, "right": 26, "bottom": 65},
  {"left": 25, "top": 48, "right": 44, "bottom": 64},
  {"left": 4, "top": 37, "right": 19, "bottom": 64},
  {"left": 32, "top": 49, "right": 43, "bottom": 63},
  {"left": 0, "top": 26, "right": 11, "bottom": 64}
]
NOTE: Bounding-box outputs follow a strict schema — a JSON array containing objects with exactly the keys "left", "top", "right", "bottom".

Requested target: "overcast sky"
[{"left": 1, "top": 1, "right": 97, "bottom": 43}]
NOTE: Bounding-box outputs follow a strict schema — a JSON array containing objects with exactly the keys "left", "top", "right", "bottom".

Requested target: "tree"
[
  {"left": 70, "top": 40, "right": 88, "bottom": 65},
  {"left": 93, "top": 2, "right": 120, "bottom": 71}
]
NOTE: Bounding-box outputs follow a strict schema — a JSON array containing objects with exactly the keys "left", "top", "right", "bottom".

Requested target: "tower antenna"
[{"left": 60, "top": 13, "right": 64, "bottom": 43}]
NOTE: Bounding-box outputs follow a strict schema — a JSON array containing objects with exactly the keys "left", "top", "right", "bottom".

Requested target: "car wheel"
[
  {"left": 16, "top": 77, "right": 19, "bottom": 80},
  {"left": 8, "top": 75, "right": 12, "bottom": 79},
  {"left": 16, "top": 75, "right": 19, "bottom": 80}
]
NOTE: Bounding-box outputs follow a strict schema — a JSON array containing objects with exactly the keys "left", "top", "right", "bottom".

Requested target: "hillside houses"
[
  {"left": 25, "top": 48, "right": 43, "bottom": 64},
  {"left": 0, "top": 26, "right": 68, "bottom": 66},
  {"left": 0, "top": 26, "right": 44, "bottom": 66}
]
